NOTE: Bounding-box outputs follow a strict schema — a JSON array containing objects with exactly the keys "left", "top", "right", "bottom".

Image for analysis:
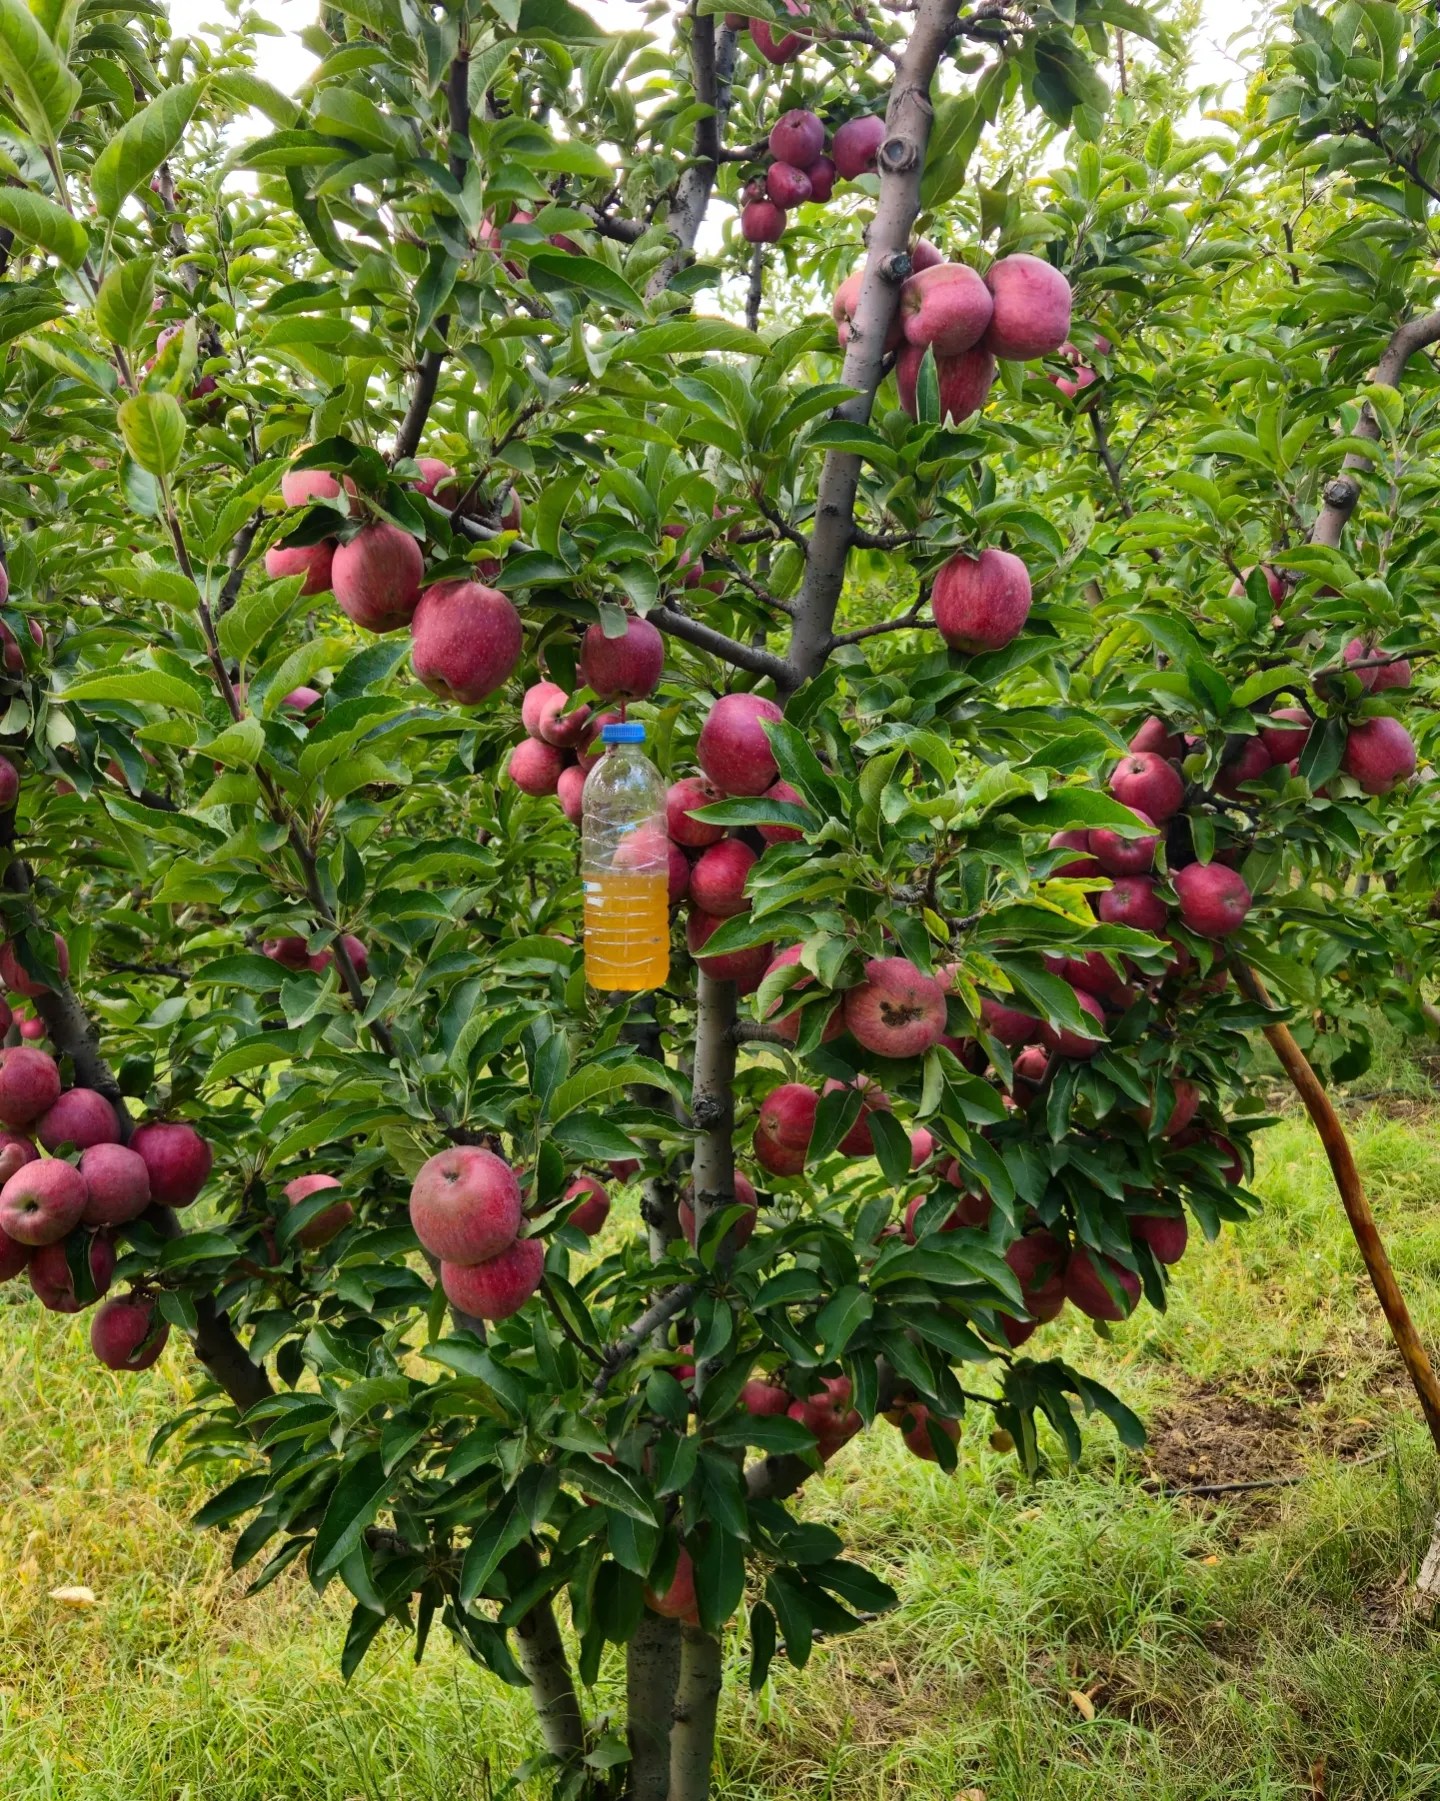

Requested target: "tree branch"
[
  {"left": 645, "top": 13, "right": 738, "bottom": 301},
  {"left": 783, "top": 0, "right": 963, "bottom": 692},
  {"left": 688, "top": 971, "right": 737, "bottom": 1298},
  {"left": 589, "top": 1282, "right": 696, "bottom": 1401},
  {"left": 1310, "top": 308, "right": 1440, "bottom": 548},
  {"left": 650, "top": 604, "right": 792, "bottom": 682}
]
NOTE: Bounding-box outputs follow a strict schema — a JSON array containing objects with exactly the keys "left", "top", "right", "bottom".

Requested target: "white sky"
[{"left": 175, "top": 0, "right": 1255, "bottom": 113}]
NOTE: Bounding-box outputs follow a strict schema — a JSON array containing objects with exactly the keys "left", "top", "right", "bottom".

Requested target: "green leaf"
[
  {"left": 95, "top": 255, "right": 156, "bottom": 353},
  {"left": 310, "top": 1451, "right": 391, "bottom": 1578},
  {"left": 527, "top": 249, "right": 645, "bottom": 316},
  {"left": 92, "top": 82, "right": 204, "bottom": 221},
  {"left": 0, "top": 188, "right": 87, "bottom": 269},
  {"left": 117, "top": 391, "right": 186, "bottom": 478},
  {"left": 0, "top": 0, "right": 79, "bottom": 155},
  {"left": 64, "top": 668, "right": 207, "bottom": 714},
  {"left": 611, "top": 319, "right": 765, "bottom": 362},
  {"left": 458, "top": 1490, "right": 530, "bottom": 1607}
]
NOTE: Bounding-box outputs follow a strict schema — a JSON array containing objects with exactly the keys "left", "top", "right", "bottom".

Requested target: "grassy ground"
[{"left": 7, "top": 1096, "right": 1440, "bottom": 1797}]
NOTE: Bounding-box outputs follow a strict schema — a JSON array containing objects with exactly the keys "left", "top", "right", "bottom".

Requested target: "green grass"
[{"left": 8, "top": 1103, "right": 1440, "bottom": 1798}]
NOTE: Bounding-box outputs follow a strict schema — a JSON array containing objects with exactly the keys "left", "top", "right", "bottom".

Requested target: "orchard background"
[{"left": 5, "top": 0, "right": 1440, "bottom": 1795}]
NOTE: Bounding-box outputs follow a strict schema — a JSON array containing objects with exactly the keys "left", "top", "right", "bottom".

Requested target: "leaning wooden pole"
[{"left": 1235, "top": 962, "right": 1440, "bottom": 1453}]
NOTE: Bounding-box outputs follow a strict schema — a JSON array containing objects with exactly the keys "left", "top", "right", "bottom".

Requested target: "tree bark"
[
  {"left": 668, "top": 1623, "right": 723, "bottom": 1801},
  {"left": 511, "top": 1547, "right": 587, "bottom": 1766},
  {"left": 1309, "top": 308, "right": 1440, "bottom": 548},
  {"left": 782, "top": 0, "right": 962, "bottom": 691},
  {"left": 1234, "top": 964, "right": 1440, "bottom": 1452},
  {"left": 625, "top": 1608, "right": 682, "bottom": 1799},
  {"left": 689, "top": 970, "right": 737, "bottom": 1261},
  {"left": 646, "top": 15, "right": 738, "bottom": 301}
]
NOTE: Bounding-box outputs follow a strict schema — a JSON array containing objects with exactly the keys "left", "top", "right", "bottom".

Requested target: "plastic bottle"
[{"left": 582, "top": 721, "right": 671, "bottom": 992}]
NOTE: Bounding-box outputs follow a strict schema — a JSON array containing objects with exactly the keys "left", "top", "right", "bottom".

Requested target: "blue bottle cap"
[{"left": 601, "top": 721, "right": 646, "bottom": 743}]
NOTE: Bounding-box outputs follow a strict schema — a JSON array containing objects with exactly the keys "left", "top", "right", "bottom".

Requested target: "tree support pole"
[{"left": 1236, "top": 964, "right": 1440, "bottom": 1452}]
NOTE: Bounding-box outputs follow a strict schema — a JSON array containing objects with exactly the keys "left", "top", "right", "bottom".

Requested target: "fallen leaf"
[
  {"left": 1202, "top": 1554, "right": 1221, "bottom": 1565},
  {"left": 48, "top": 1585, "right": 98, "bottom": 1607},
  {"left": 1067, "top": 1689, "right": 1096, "bottom": 1720}
]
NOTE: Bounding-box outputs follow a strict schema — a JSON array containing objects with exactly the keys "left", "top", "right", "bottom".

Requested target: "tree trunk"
[
  {"left": 668, "top": 1624, "right": 723, "bottom": 1801},
  {"left": 625, "top": 1609, "right": 682, "bottom": 1799},
  {"left": 512, "top": 1577, "right": 587, "bottom": 1765}
]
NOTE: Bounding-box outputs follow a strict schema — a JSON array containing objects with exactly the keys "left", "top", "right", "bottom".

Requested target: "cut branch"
[
  {"left": 1310, "top": 308, "right": 1440, "bottom": 548},
  {"left": 783, "top": 0, "right": 963, "bottom": 692}
]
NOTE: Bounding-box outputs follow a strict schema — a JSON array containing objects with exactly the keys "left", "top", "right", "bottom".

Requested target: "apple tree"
[{"left": 0, "top": 0, "right": 1437, "bottom": 1792}]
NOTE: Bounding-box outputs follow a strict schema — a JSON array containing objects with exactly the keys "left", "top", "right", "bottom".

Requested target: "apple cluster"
[
  {"left": 834, "top": 249, "right": 1074, "bottom": 426},
  {"left": 0, "top": 1047, "right": 212, "bottom": 1371},
  {"left": 409, "top": 1145, "right": 544, "bottom": 1321},
  {"left": 265, "top": 461, "right": 526, "bottom": 710},
  {"left": 740, "top": 107, "right": 884, "bottom": 243}
]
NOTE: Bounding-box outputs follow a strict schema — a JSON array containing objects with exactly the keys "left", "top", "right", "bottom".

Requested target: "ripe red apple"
[
  {"left": 666, "top": 776, "right": 725, "bottom": 848},
  {"left": 686, "top": 910, "right": 771, "bottom": 990},
  {"left": 1129, "top": 717, "right": 1185, "bottom": 760},
  {"left": 895, "top": 344, "right": 995, "bottom": 422},
  {"left": 1215, "top": 736, "right": 1271, "bottom": 798},
  {"left": 16, "top": 1011, "right": 42, "bottom": 1042},
  {"left": 28, "top": 1230, "right": 115, "bottom": 1312},
  {"left": 761, "top": 945, "right": 840, "bottom": 1044},
  {"left": 1342, "top": 716, "right": 1416, "bottom": 794},
  {"left": 1110, "top": 752, "right": 1184, "bottom": 822},
  {"left": 441, "top": 1235, "right": 544, "bottom": 1320},
  {"left": 410, "top": 1146, "right": 522, "bottom": 1265},
  {"left": 79, "top": 1143, "right": 151, "bottom": 1226},
  {"left": 1005, "top": 1229, "right": 1067, "bottom": 1320},
  {"left": 557, "top": 764, "right": 586, "bottom": 823},
  {"left": 578, "top": 616, "right": 665, "bottom": 701},
  {"left": 0, "top": 754, "right": 19, "bottom": 811},
  {"left": 645, "top": 1546, "right": 699, "bottom": 1624},
  {"left": 697, "top": 693, "right": 783, "bottom": 796},
  {"left": 1043, "top": 951, "right": 1125, "bottom": 1005},
  {"left": 1229, "top": 564, "right": 1285, "bottom": 602},
  {"left": 130, "top": 1120, "right": 213, "bottom": 1208},
  {"left": 281, "top": 685, "right": 322, "bottom": 718},
  {"left": 1137, "top": 1077, "right": 1200, "bottom": 1138},
  {"left": 1343, "top": 637, "right": 1411, "bottom": 692},
  {"left": 750, "top": 0, "right": 809, "bottom": 61},
  {"left": 565, "top": 1174, "right": 610, "bottom": 1236},
  {"left": 284, "top": 1172, "right": 354, "bottom": 1249},
  {"left": 893, "top": 1400, "right": 959, "bottom": 1462},
  {"left": 37, "top": 1088, "right": 121, "bottom": 1153},
  {"left": 308, "top": 934, "right": 369, "bottom": 982},
  {"left": 1173, "top": 862, "right": 1251, "bottom": 937},
  {"left": 577, "top": 710, "right": 624, "bottom": 770},
  {"left": 264, "top": 540, "right": 334, "bottom": 596},
  {"left": 679, "top": 1170, "right": 757, "bottom": 1248},
  {"left": 903, "top": 1186, "right": 988, "bottom": 1242},
  {"left": 0, "top": 933, "right": 69, "bottom": 997},
  {"left": 909, "top": 1126, "right": 934, "bottom": 1169},
  {"left": 833, "top": 269, "right": 906, "bottom": 352},
  {"left": 1037, "top": 986, "right": 1106, "bottom": 1059},
  {"left": 522, "top": 681, "right": 566, "bottom": 739},
  {"left": 91, "top": 1293, "right": 169, "bottom": 1370},
  {"left": 900, "top": 262, "right": 993, "bottom": 355},
  {"left": 1087, "top": 811, "right": 1158, "bottom": 876},
  {"left": 788, "top": 1375, "right": 861, "bottom": 1460},
  {"left": 765, "top": 162, "right": 812, "bottom": 207},
  {"left": 1049, "top": 828, "right": 1102, "bottom": 878},
  {"left": 979, "top": 996, "right": 1039, "bottom": 1046},
  {"left": 263, "top": 935, "right": 310, "bottom": 969},
  {"left": 508, "top": 737, "right": 568, "bottom": 797},
  {"left": 332, "top": 522, "right": 424, "bottom": 633},
  {"left": 0, "top": 1157, "right": 87, "bottom": 1244},
  {"left": 1064, "top": 1246, "right": 1140, "bottom": 1320},
  {"left": 665, "top": 841, "right": 690, "bottom": 905},
  {"left": 757, "top": 778, "right": 807, "bottom": 844},
  {"left": 804, "top": 154, "right": 836, "bottom": 202},
  {"left": 821, "top": 1076, "right": 890, "bottom": 1156},
  {"left": 843, "top": 957, "right": 946, "bottom": 1058},
  {"left": 1011, "top": 1044, "right": 1050, "bottom": 1092},
  {"left": 754, "top": 1081, "right": 818, "bottom": 1176},
  {"left": 0, "top": 1222, "right": 29, "bottom": 1281},
  {"left": 768, "top": 108, "right": 824, "bottom": 165},
  {"left": 981, "top": 255, "right": 1072, "bottom": 360},
  {"left": 537, "top": 689, "right": 592, "bottom": 749},
  {"left": 741, "top": 199, "right": 786, "bottom": 243},
  {"left": 931, "top": 547, "right": 1031, "bottom": 653},
  {"left": 742, "top": 1376, "right": 790, "bottom": 1417},
  {"left": 410, "top": 579, "right": 523, "bottom": 705},
  {"left": 1132, "top": 1212, "right": 1187, "bottom": 1264},
  {"left": 1259, "top": 707, "right": 1311, "bottom": 764},
  {"left": 414, "top": 456, "right": 454, "bottom": 499},
  {"left": 1097, "top": 876, "right": 1168, "bottom": 933},
  {"left": 0, "top": 1131, "right": 35, "bottom": 1185},
  {"left": 689, "top": 839, "right": 757, "bottom": 917},
  {"left": 831, "top": 113, "right": 885, "bottom": 179},
  {"left": 281, "top": 467, "right": 344, "bottom": 507},
  {"left": 0, "top": 1046, "right": 61, "bottom": 1126}
]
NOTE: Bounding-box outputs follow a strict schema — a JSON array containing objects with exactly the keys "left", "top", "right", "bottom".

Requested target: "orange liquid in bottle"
[{"left": 584, "top": 871, "right": 670, "bottom": 992}]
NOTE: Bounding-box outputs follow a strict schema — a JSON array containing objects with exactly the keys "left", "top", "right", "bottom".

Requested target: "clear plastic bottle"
[{"left": 582, "top": 721, "right": 671, "bottom": 992}]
